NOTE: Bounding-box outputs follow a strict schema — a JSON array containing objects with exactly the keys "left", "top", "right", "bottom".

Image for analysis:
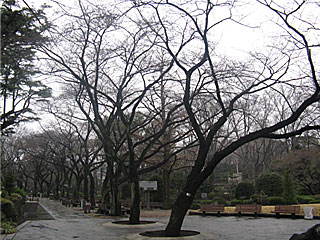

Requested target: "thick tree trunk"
[
  {"left": 110, "top": 179, "right": 121, "bottom": 215},
  {"left": 102, "top": 173, "right": 109, "bottom": 204},
  {"left": 55, "top": 174, "right": 60, "bottom": 199},
  {"left": 89, "top": 171, "right": 95, "bottom": 208},
  {"left": 129, "top": 178, "right": 140, "bottom": 224},
  {"left": 74, "top": 177, "right": 82, "bottom": 201},
  {"left": 33, "top": 179, "right": 38, "bottom": 197},
  {"left": 83, "top": 172, "right": 89, "bottom": 201},
  {"left": 164, "top": 191, "right": 194, "bottom": 237},
  {"left": 109, "top": 164, "right": 121, "bottom": 216}
]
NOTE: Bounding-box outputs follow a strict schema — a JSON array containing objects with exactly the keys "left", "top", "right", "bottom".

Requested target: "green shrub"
[
  {"left": 200, "top": 200, "right": 212, "bottom": 204},
  {"left": 230, "top": 199, "right": 243, "bottom": 205},
  {"left": 235, "top": 182, "right": 255, "bottom": 199},
  {"left": 1, "top": 191, "right": 8, "bottom": 198},
  {"left": 190, "top": 203, "right": 200, "bottom": 210},
  {"left": 212, "top": 197, "right": 227, "bottom": 205},
  {"left": 266, "top": 196, "right": 284, "bottom": 205},
  {"left": 296, "top": 195, "right": 315, "bottom": 204},
  {"left": 7, "top": 193, "right": 22, "bottom": 202},
  {"left": 256, "top": 172, "right": 282, "bottom": 197},
  {"left": 1, "top": 198, "right": 16, "bottom": 221},
  {"left": 2, "top": 171, "right": 16, "bottom": 195},
  {"left": 15, "top": 188, "right": 26, "bottom": 199},
  {"left": 7, "top": 193, "right": 24, "bottom": 216},
  {"left": 251, "top": 192, "right": 268, "bottom": 205},
  {"left": 242, "top": 199, "right": 254, "bottom": 204},
  {"left": 1, "top": 221, "right": 16, "bottom": 234},
  {"left": 208, "top": 192, "right": 215, "bottom": 199}
]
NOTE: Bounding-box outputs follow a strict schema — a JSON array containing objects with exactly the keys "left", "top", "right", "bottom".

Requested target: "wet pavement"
[{"left": 1, "top": 198, "right": 319, "bottom": 240}]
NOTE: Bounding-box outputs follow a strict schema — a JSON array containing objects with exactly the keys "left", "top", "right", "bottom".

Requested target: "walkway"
[{"left": 1, "top": 198, "right": 319, "bottom": 240}]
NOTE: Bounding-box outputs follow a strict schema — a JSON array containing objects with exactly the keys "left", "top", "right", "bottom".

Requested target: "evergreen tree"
[
  {"left": 1, "top": 0, "right": 51, "bottom": 134},
  {"left": 282, "top": 170, "right": 296, "bottom": 204}
]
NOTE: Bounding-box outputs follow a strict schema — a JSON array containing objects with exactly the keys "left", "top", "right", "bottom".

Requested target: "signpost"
[{"left": 139, "top": 181, "right": 157, "bottom": 210}]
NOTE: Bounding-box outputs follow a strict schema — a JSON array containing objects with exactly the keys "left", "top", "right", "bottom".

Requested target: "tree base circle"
[
  {"left": 112, "top": 220, "right": 156, "bottom": 225},
  {"left": 139, "top": 230, "right": 200, "bottom": 238}
]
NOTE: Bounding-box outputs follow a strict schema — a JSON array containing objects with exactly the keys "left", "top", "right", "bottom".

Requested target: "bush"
[
  {"left": 251, "top": 192, "right": 268, "bottom": 205},
  {"left": 15, "top": 188, "right": 26, "bottom": 199},
  {"left": 230, "top": 199, "right": 243, "bottom": 206},
  {"left": 7, "top": 193, "right": 22, "bottom": 202},
  {"left": 314, "top": 195, "right": 320, "bottom": 200},
  {"left": 200, "top": 200, "right": 212, "bottom": 204},
  {"left": 256, "top": 172, "right": 282, "bottom": 197},
  {"left": 1, "top": 198, "right": 16, "bottom": 221},
  {"left": 242, "top": 199, "right": 254, "bottom": 204},
  {"left": 7, "top": 193, "right": 24, "bottom": 216},
  {"left": 296, "top": 195, "right": 315, "bottom": 204},
  {"left": 266, "top": 196, "right": 284, "bottom": 205},
  {"left": 0, "top": 221, "right": 16, "bottom": 234},
  {"left": 211, "top": 197, "right": 227, "bottom": 205},
  {"left": 1, "top": 191, "right": 8, "bottom": 198},
  {"left": 235, "top": 182, "right": 255, "bottom": 199},
  {"left": 208, "top": 192, "right": 215, "bottom": 199}
]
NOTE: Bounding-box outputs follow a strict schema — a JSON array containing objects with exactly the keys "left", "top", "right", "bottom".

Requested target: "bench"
[
  {"left": 236, "top": 204, "right": 262, "bottom": 216},
  {"left": 150, "top": 202, "right": 163, "bottom": 209},
  {"left": 140, "top": 201, "right": 163, "bottom": 209},
  {"left": 97, "top": 203, "right": 109, "bottom": 215},
  {"left": 71, "top": 200, "right": 80, "bottom": 207},
  {"left": 271, "top": 205, "right": 300, "bottom": 218},
  {"left": 120, "top": 199, "right": 130, "bottom": 208},
  {"left": 61, "top": 198, "right": 72, "bottom": 207},
  {"left": 200, "top": 204, "right": 224, "bottom": 216},
  {"left": 83, "top": 203, "right": 91, "bottom": 213}
]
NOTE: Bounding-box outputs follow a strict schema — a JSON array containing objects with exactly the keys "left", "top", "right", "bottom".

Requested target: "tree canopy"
[{"left": 1, "top": 0, "right": 51, "bottom": 134}]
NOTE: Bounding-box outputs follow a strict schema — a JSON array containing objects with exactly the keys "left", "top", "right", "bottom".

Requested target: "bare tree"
[
  {"left": 133, "top": 0, "right": 320, "bottom": 236},
  {"left": 40, "top": 0, "right": 187, "bottom": 223}
]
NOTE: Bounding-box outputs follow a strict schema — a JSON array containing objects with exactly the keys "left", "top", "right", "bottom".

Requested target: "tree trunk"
[
  {"left": 102, "top": 173, "right": 109, "bottom": 204},
  {"left": 162, "top": 168, "right": 171, "bottom": 209},
  {"left": 164, "top": 191, "right": 194, "bottom": 237},
  {"left": 74, "top": 176, "right": 82, "bottom": 201},
  {"left": 129, "top": 177, "right": 140, "bottom": 224},
  {"left": 110, "top": 178, "right": 121, "bottom": 215},
  {"left": 89, "top": 171, "right": 95, "bottom": 208},
  {"left": 55, "top": 174, "right": 60, "bottom": 199},
  {"left": 83, "top": 168, "right": 89, "bottom": 201},
  {"left": 33, "top": 179, "right": 38, "bottom": 197},
  {"left": 109, "top": 163, "right": 121, "bottom": 215}
]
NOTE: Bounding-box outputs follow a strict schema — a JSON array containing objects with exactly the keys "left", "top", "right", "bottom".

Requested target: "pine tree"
[
  {"left": 282, "top": 170, "right": 296, "bottom": 204},
  {"left": 1, "top": 0, "right": 51, "bottom": 134}
]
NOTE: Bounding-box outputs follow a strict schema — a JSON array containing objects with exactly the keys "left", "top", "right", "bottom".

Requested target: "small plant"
[{"left": 1, "top": 221, "right": 16, "bottom": 234}]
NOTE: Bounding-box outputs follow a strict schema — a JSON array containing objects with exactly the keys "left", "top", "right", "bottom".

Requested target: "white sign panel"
[{"left": 139, "top": 181, "right": 157, "bottom": 191}]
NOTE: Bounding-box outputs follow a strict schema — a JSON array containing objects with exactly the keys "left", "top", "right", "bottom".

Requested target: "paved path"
[{"left": 1, "top": 199, "right": 319, "bottom": 240}]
